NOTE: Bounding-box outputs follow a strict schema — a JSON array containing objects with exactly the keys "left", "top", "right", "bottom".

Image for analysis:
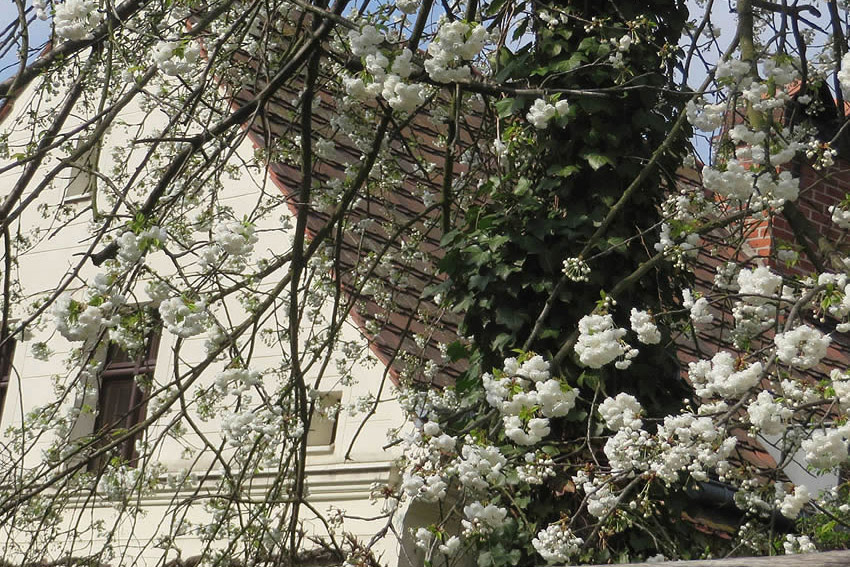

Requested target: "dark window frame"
[
  {"left": 0, "top": 338, "right": 16, "bottom": 424},
  {"left": 89, "top": 331, "right": 160, "bottom": 471},
  {"left": 306, "top": 391, "right": 341, "bottom": 447}
]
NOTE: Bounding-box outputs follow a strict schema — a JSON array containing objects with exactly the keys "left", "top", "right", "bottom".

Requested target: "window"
[
  {"left": 64, "top": 140, "right": 101, "bottom": 201},
  {"left": 306, "top": 392, "right": 341, "bottom": 446},
  {"left": 0, "top": 338, "right": 15, "bottom": 424},
  {"left": 89, "top": 331, "right": 160, "bottom": 471}
]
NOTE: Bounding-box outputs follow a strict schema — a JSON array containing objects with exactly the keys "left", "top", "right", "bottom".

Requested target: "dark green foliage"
[
  {"left": 433, "top": 0, "right": 714, "bottom": 559},
  {"left": 442, "top": 0, "right": 691, "bottom": 386}
]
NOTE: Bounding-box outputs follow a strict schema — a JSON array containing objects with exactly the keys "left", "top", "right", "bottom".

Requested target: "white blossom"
[
  {"left": 516, "top": 355, "right": 550, "bottom": 382},
  {"left": 652, "top": 413, "right": 736, "bottom": 483},
  {"left": 425, "top": 21, "right": 488, "bottom": 83},
  {"left": 737, "top": 266, "right": 783, "bottom": 304},
  {"left": 348, "top": 25, "right": 384, "bottom": 58},
  {"left": 829, "top": 205, "right": 850, "bottom": 229},
  {"left": 688, "top": 352, "right": 762, "bottom": 398},
  {"left": 535, "top": 379, "right": 578, "bottom": 418},
  {"left": 422, "top": 421, "right": 441, "bottom": 436},
  {"left": 52, "top": 294, "right": 120, "bottom": 343},
  {"left": 575, "top": 314, "right": 627, "bottom": 368},
  {"left": 604, "top": 426, "right": 653, "bottom": 473},
  {"left": 462, "top": 501, "right": 508, "bottom": 534},
  {"left": 778, "top": 484, "right": 810, "bottom": 519},
  {"left": 630, "top": 308, "right": 661, "bottom": 344},
  {"left": 159, "top": 296, "right": 208, "bottom": 338},
  {"left": 831, "top": 369, "right": 850, "bottom": 410},
  {"left": 702, "top": 160, "right": 754, "bottom": 201},
  {"left": 516, "top": 451, "right": 556, "bottom": 485},
  {"left": 525, "top": 98, "right": 568, "bottom": 129},
  {"left": 582, "top": 480, "right": 618, "bottom": 519},
  {"left": 414, "top": 527, "right": 433, "bottom": 550},
  {"left": 438, "top": 535, "right": 461, "bottom": 556},
  {"left": 685, "top": 99, "right": 725, "bottom": 132},
  {"left": 54, "top": 0, "right": 103, "bottom": 41},
  {"left": 784, "top": 534, "right": 817, "bottom": 554},
  {"left": 598, "top": 393, "right": 643, "bottom": 431},
  {"left": 153, "top": 40, "right": 200, "bottom": 77},
  {"left": 532, "top": 524, "right": 584, "bottom": 563},
  {"left": 429, "top": 433, "right": 457, "bottom": 453},
  {"left": 33, "top": 0, "right": 48, "bottom": 20},
  {"left": 117, "top": 226, "right": 167, "bottom": 266},
  {"left": 214, "top": 220, "right": 258, "bottom": 258},
  {"left": 214, "top": 368, "right": 261, "bottom": 395},
  {"left": 839, "top": 52, "right": 850, "bottom": 99},
  {"left": 801, "top": 427, "right": 849, "bottom": 470},
  {"left": 450, "top": 440, "right": 506, "bottom": 490},
  {"left": 503, "top": 415, "right": 550, "bottom": 446},
  {"left": 683, "top": 289, "right": 713, "bottom": 326},
  {"left": 747, "top": 390, "right": 792, "bottom": 435},
  {"left": 420, "top": 475, "right": 447, "bottom": 501},
  {"left": 391, "top": 49, "right": 415, "bottom": 78},
  {"left": 774, "top": 325, "right": 831, "bottom": 370}
]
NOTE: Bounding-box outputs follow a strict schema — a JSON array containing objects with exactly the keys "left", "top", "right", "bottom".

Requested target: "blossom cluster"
[
  {"left": 342, "top": 26, "right": 427, "bottom": 114},
  {"left": 694, "top": 60, "right": 804, "bottom": 209},
  {"left": 159, "top": 296, "right": 208, "bottom": 338},
  {"left": 482, "top": 355, "right": 578, "bottom": 445},
  {"left": 682, "top": 289, "right": 713, "bottom": 326},
  {"left": 526, "top": 98, "right": 569, "bottom": 130},
  {"left": 597, "top": 393, "right": 736, "bottom": 484},
  {"left": 52, "top": 278, "right": 127, "bottom": 343},
  {"left": 532, "top": 523, "right": 584, "bottom": 563},
  {"left": 153, "top": 40, "right": 201, "bottom": 77},
  {"left": 394, "top": 353, "right": 587, "bottom": 563},
  {"left": 424, "top": 20, "right": 489, "bottom": 83},
  {"left": 574, "top": 313, "right": 628, "bottom": 368},
  {"left": 200, "top": 220, "right": 259, "bottom": 271},
  {"left": 54, "top": 0, "right": 103, "bottom": 41},
  {"left": 117, "top": 226, "right": 168, "bottom": 266}
]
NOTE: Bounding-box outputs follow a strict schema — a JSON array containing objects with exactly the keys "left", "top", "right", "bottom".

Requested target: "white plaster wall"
[{"left": 0, "top": 79, "right": 407, "bottom": 565}]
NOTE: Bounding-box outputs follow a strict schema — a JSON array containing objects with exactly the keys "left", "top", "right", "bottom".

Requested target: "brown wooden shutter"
[
  {"left": 89, "top": 331, "right": 159, "bottom": 471},
  {"left": 0, "top": 339, "right": 16, "bottom": 424}
]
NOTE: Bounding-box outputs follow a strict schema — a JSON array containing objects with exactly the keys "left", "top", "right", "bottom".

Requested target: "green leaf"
[
  {"left": 445, "top": 341, "right": 469, "bottom": 362},
  {"left": 484, "top": 0, "right": 508, "bottom": 16},
  {"left": 494, "top": 98, "right": 517, "bottom": 118},
  {"left": 549, "top": 164, "right": 580, "bottom": 178},
  {"left": 488, "top": 235, "right": 510, "bottom": 251},
  {"left": 495, "top": 307, "right": 526, "bottom": 331},
  {"left": 582, "top": 152, "right": 614, "bottom": 171},
  {"left": 439, "top": 228, "right": 460, "bottom": 247},
  {"left": 549, "top": 53, "right": 585, "bottom": 73},
  {"left": 469, "top": 273, "right": 493, "bottom": 290},
  {"left": 491, "top": 333, "right": 514, "bottom": 352},
  {"left": 513, "top": 495, "right": 530, "bottom": 508},
  {"left": 437, "top": 249, "right": 459, "bottom": 273},
  {"left": 464, "top": 244, "right": 490, "bottom": 267},
  {"left": 577, "top": 97, "right": 610, "bottom": 114},
  {"left": 607, "top": 235, "right": 626, "bottom": 251},
  {"left": 513, "top": 176, "right": 531, "bottom": 196},
  {"left": 578, "top": 36, "right": 600, "bottom": 52}
]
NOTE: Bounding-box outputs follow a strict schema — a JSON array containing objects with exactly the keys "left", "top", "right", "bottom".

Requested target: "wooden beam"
[{"left": 586, "top": 551, "right": 850, "bottom": 567}]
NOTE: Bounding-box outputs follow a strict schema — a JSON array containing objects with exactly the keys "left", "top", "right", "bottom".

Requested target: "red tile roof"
[{"left": 231, "top": 67, "right": 474, "bottom": 386}]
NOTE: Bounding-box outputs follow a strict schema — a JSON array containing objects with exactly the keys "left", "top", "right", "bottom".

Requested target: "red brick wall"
[{"left": 744, "top": 160, "right": 850, "bottom": 276}]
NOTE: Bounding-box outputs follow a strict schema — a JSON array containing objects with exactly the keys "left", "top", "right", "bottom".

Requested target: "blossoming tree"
[{"left": 4, "top": 0, "right": 850, "bottom": 565}]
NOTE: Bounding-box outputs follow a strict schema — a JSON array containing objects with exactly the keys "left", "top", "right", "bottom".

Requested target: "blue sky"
[
  {"left": 1, "top": 0, "right": 733, "bottom": 80},
  {"left": 0, "top": 2, "right": 50, "bottom": 80},
  {"left": 0, "top": 0, "right": 770, "bottom": 164}
]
